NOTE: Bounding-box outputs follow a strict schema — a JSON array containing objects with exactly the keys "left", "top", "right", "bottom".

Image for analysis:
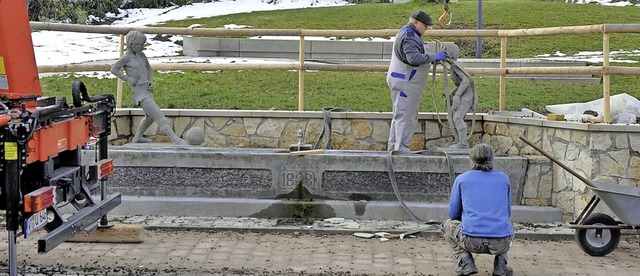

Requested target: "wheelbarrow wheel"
[{"left": 575, "top": 213, "right": 620, "bottom": 256}]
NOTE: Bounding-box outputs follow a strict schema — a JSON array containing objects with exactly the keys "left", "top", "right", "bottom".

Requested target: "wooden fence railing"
[{"left": 31, "top": 22, "right": 640, "bottom": 122}]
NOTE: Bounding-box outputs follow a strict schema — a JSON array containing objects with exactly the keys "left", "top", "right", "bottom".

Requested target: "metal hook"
[{"left": 439, "top": 2, "right": 453, "bottom": 29}]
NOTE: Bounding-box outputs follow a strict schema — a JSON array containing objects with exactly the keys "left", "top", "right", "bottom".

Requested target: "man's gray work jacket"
[{"left": 387, "top": 23, "right": 438, "bottom": 94}]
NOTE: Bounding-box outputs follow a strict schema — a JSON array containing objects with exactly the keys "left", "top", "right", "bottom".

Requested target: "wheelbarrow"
[{"left": 521, "top": 136, "right": 640, "bottom": 256}]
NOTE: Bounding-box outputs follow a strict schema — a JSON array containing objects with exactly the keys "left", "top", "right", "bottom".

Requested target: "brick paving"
[{"left": 0, "top": 216, "right": 638, "bottom": 275}]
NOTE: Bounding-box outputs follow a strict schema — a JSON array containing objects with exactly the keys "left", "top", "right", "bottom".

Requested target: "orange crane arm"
[{"left": 0, "top": 0, "right": 42, "bottom": 105}]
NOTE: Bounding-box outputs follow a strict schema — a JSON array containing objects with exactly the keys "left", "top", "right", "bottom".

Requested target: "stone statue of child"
[
  {"left": 111, "top": 30, "right": 187, "bottom": 145},
  {"left": 443, "top": 48, "right": 477, "bottom": 149}
]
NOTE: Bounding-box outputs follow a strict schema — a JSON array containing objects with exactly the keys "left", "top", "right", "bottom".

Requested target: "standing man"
[
  {"left": 443, "top": 143, "right": 514, "bottom": 276},
  {"left": 387, "top": 10, "right": 447, "bottom": 151}
]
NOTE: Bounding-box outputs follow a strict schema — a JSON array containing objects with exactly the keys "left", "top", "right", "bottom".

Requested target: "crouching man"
[{"left": 443, "top": 143, "right": 514, "bottom": 276}]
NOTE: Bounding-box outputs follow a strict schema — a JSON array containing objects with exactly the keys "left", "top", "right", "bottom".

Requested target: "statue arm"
[
  {"left": 456, "top": 77, "right": 471, "bottom": 95},
  {"left": 110, "top": 54, "right": 135, "bottom": 84},
  {"left": 142, "top": 52, "right": 153, "bottom": 84}
]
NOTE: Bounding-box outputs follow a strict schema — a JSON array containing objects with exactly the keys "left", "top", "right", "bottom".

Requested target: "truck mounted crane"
[{"left": 1, "top": 0, "right": 121, "bottom": 275}]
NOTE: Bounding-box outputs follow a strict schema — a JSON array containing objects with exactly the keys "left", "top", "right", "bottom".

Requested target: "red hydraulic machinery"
[{"left": 1, "top": 0, "right": 121, "bottom": 275}]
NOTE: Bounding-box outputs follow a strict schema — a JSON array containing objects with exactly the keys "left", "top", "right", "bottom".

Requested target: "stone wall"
[
  {"left": 110, "top": 109, "right": 483, "bottom": 151},
  {"left": 108, "top": 109, "right": 640, "bottom": 221},
  {"left": 481, "top": 115, "right": 640, "bottom": 222}
]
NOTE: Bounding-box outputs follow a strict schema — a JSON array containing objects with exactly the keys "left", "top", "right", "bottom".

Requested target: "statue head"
[{"left": 125, "top": 30, "right": 147, "bottom": 53}]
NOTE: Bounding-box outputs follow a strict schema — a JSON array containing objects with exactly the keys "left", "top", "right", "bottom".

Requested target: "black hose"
[
  {"left": 316, "top": 107, "right": 351, "bottom": 149},
  {"left": 72, "top": 80, "right": 114, "bottom": 105},
  {"left": 32, "top": 97, "right": 67, "bottom": 118},
  {"left": 386, "top": 151, "right": 424, "bottom": 222}
]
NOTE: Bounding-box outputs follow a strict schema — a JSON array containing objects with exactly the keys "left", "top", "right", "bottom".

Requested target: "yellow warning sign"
[
  {"left": 0, "top": 57, "right": 5, "bottom": 74},
  {"left": 5, "top": 142, "right": 18, "bottom": 160}
]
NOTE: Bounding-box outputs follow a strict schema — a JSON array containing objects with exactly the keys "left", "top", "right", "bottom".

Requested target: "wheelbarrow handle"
[{"left": 519, "top": 136, "right": 597, "bottom": 189}]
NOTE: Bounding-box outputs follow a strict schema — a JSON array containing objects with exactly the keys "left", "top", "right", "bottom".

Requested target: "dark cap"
[{"left": 411, "top": 10, "right": 433, "bottom": 26}]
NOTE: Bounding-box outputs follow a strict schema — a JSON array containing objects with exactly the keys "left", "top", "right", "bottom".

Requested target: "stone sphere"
[{"left": 185, "top": 127, "right": 205, "bottom": 146}]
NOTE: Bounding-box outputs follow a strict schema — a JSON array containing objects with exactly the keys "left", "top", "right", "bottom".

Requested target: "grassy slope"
[{"left": 40, "top": 0, "right": 640, "bottom": 113}]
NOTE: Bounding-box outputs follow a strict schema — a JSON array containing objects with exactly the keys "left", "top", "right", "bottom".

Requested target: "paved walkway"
[{"left": 0, "top": 216, "right": 638, "bottom": 275}]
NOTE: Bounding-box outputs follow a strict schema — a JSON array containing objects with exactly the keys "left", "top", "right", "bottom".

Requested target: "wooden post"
[
  {"left": 602, "top": 33, "right": 611, "bottom": 123},
  {"left": 116, "top": 34, "right": 124, "bottom": 108},
  {"left": 499, "top": 37, "right": 507, "bottom": 111},
  {"left": 298, "top": 35, "right": 305, "bottom": 111}
]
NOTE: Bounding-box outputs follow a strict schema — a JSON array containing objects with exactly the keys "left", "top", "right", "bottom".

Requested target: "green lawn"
[{"left": 39, "top": 0, "right": 640, "bottom": 113}]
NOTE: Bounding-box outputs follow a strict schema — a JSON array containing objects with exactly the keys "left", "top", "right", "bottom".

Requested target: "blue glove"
[{"left": 435, "top": 51, "right": 447, "bottom": 61}]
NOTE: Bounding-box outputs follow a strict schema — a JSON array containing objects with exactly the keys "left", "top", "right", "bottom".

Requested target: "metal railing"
[{"left": 31, "top": 22, "right": 640, "bottom": 122}]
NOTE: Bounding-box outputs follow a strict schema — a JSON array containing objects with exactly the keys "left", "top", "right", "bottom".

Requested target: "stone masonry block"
[
  {"left": 574, "top": 149, "right": 593, "bottom": 178},
  {"left": 257, "top": 119, "right": 286, "bottom": 138},
  {"left": 572, "top": 131, "right": 588, "bottom": 147},
  {"left": 425, "top": 121, "right": 441, "bottom": 140},
  {"left": 352, "top": 120, "right": 373, "bottom": 139},
  {"left": 614, "top": 133, "right": 629, "bottom": 149},
  {"left": 229, "top": 137, "right": 250, "bottom": 148},
  {"left": 538, "top": 168, "right": 553, "bottom": 199},
  {"left": 222, "top": 123, "right": 247, "bottom": 137},
  {"left": 209, "top": 117, "right": 229, "bottom": 130},
  {"left": 555, "top": 128, "right": 571, "bottom": 142},
  {"left": 250, "top": 137, "right": 279, "bottom": 148},
  {"left": 630, "top": 135, "right": 640, "bottom": 153},
  {"left": 305, "top": 119, "right": 324, "bottom": 145},
  {"left": 590, "top": 133, "right": 612, "bottom": 151},
  {"left": 330, "top": 133, "right": 356, "bottom": 150},
  {"left": 174, "top": 116, "right": 191, "bottom": 137},
  {"left": 551, "top": 141, "right": 568, "bottom": 160},
  {"left": 483, "top": 122, "right": 495, "bottom": 135},
  {"left": 609, "top": 149, "right": 630, "bottom": 170},
  {"left": 115, "top": 116, "right": 131, "bottom": 136},
  {"left": 523, "top": 165, "right": 541, "bottom": 198},
  {"left": 244, "top": 118, "right": 262, "bottom": 135},
  {"left": 205, "top": 127, "right": 226, "bottom": 147},
  {"left": 371, "top": 121, "right": 390, "bottom": 143},
  {"left": 527, "top": 126, "right": 542, "bottom": 144},
  {"left": 495, "top": 123, "right": 510, "bottom": 136},
  {"left": 627, "top": 156, "right": 640, "bottom": 180},
  {"left": 332, "top": 119, "right": 352, "bottom": 135}
]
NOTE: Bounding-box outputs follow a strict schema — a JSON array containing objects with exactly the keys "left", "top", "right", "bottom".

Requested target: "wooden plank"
[
  {"left": 289, "top": 149, "right": 325, "bottom": 156},
  {"left": 66, "top": 224, "right": 144, "bottom": 243},
  {"left": 603, "top": 33, "right": 611, "bottom": 123},
  {"left": 499, "top": 37, "right": 507, "bottom": 111}
]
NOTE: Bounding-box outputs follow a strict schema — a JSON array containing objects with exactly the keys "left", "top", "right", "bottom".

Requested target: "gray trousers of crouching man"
[{"left": 443, "top": 219, "right": 513, "bottom": 264}]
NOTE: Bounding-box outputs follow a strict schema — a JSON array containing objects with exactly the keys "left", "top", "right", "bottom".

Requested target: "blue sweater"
[{"left": 448, "top": 169, "right": 514, "bottom": 238}]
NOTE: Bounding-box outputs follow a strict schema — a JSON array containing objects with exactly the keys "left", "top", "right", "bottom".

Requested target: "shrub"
[
  {"left": 28, "top": 0, "right": 121, "bottom": 24},
  {"left": 28, "top": 0, "right": 201, "bottom": 24}
]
